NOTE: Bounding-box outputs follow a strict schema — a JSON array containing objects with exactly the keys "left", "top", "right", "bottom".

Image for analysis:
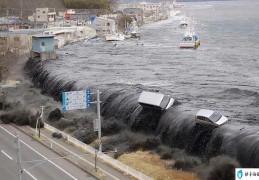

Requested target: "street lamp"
[{"left": 35, "top": 106, "right": 45, "bottom": 138}]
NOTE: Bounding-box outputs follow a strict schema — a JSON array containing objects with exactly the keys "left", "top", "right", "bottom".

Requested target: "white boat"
[
  {"left": 105, "top": 33, "right": 125, "bottom": 41},
  {"left": 180, "top": 29, "right": 200, "bottom": 49}
]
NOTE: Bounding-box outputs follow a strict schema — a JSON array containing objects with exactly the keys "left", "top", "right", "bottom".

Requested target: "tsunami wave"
[{"left": 25, "top": 58, "right": 259, "bottom": 167}]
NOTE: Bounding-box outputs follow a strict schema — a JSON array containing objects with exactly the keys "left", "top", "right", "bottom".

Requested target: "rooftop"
[{"left": 32, "top": 35, "right": 55, "bottom": 38}]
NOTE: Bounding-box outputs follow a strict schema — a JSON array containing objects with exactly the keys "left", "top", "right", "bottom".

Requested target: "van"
[{"left": 138, "top": 91, "right": 175, "bottom": 110}]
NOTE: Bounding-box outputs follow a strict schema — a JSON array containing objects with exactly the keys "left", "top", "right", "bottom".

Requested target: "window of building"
[
  {"left": 41, "top": 42, "right": 45, "bottom": 46},
  {"left": 107, "top": 23, "right": 110, "bottom": 26},
  {"left": 38, "top": 16, "right": 40, "bottom": 18},
  {"left": 43, "top": 11, "right": 46, "bottom": 13}
]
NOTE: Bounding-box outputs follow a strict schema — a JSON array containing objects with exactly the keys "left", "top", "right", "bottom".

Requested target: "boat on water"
[
  {"left": 105, "top": 33, "right": 125, "bottom": 41},
  {"left": 180, "top": 29, "right": 200, "bottom": 49}
]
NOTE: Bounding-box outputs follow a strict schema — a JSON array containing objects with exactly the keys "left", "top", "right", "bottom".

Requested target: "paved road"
[{"left": 0, "top": 124, "right": 97, "bottom": 180}]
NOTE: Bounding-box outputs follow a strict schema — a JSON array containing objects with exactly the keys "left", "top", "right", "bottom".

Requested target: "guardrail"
[{"left": 44, "top": 123, "right": 152, "bottom": 180}]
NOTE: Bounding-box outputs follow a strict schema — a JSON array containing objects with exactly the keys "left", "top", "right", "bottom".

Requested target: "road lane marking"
[
  {"left": 1, "top": 150, "right": 13, "bottom": 160},
  {"left": 24, "top": 169, "right": 38, "bottom": 180},
  {"left": 0, "top": 125, "right": 78, "bottom": 180},
  {"left": 33, "top": 128, "right": 120, "bottom": 180}
]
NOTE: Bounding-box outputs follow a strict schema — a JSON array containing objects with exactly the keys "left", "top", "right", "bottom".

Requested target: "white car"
[
  {"left": 195, "top": 109, "right": 228, "bottom": 126},
  {"left": 138, "top": 91, "right": 175, "bottom": 110}
]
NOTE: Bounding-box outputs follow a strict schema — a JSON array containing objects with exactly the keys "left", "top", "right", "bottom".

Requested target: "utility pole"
[
  {"left": 20, "top": 0, "right": 23, "bottom": 19},
  {"left": 97, "top": 90, "right": 102, "bottom": 153},
  {"left": 35, "top": 106, "right": 44, "bottom": 138},
  {"left": 40, "top": 106, "right": 45, "bottom": 123},
  {"left": 15, "top": 133, "right": 22, "bottom": 180},
  {"left": 39, "top": 106, "right": 45, "bottom": 138}
]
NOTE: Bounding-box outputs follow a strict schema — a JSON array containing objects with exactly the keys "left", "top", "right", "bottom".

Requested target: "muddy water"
[
  {"left": 26, "top": 0, "right": 259, "bottom": 167},
  {"left": 44, "top": 0, "right": 259, "bottom": 125}
]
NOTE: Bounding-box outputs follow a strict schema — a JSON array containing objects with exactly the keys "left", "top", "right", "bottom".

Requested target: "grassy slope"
[{"left": 118, "top": 151, "right": 200, "bottom": 180}]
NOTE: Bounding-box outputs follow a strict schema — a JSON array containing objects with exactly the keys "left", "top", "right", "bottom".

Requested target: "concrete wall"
[
  {"left": 0, "top": 33, "right": 32, "bottom": 56},
  {"left": 40, "top": 51, "right": 56, "bottom": 61}
]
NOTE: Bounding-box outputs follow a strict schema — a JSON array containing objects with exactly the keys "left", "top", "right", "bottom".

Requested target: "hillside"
[{"left": 0, "top": 0, "right": 65, "bottom": 9}]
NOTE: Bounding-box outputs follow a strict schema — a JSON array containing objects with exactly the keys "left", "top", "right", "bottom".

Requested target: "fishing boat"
[{"left": 180, "top": 29, "right": 200, "bottom": 49}]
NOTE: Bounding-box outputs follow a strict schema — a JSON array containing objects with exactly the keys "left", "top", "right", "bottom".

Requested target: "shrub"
[
  {"left": 173, "top": 156, "right": 202, "bottom": 171},
  {"left": 156, "top": 145, "right": 173, "bottom": 160},
  {"left": 48, "top": 108, "right": 63, "bottom": 122},
  {"left": 56, "top": 118, "right": 73, "bottom": 130},
  {"left": 129, "top": 136, "right": 161, "bottom": 151},
  {"left": 102, "top": 118, "right": 126, "bottom": 136},
  {"left": 0, "top": 97, "right": 10, "bottom": 110},
  {"left": 52, "top": 132, "right": 62, "bottom": 139},
  {"left": 73, "top": 129, "right": 97, "bottom": 144},
  {"left": 0, "top": 114, "right": 13, "bottom": 124},
  {"left": 206, "top": 156, "right": 240, "bottom": 180},
  {"left": 64, "top": 0, "right": 110, "bottom": 9}
]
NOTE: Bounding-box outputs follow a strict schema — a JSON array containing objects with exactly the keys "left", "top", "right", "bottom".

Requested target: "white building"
[
  {"left": 28, "top": 8, "right": 57, "bottom": 22},
  {"left": 118, "top": 2, "right": 161, "bottom": 13},
  {"left": 43, "top": 26, "right": 96, "bottom": 48},
  {"left": 92, "top": 17, "right": 116, "bottom": 35}
]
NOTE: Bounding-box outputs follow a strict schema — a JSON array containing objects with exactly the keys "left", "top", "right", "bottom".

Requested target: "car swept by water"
[
  {"left": 195, "top": 109, "right": 228, "bottom": 126},
  {"left": 138, "top": 91, "right": 175, "bottom": 110},
  {"left": 24, "top": 0, "right": 259, "bottom": 168}
]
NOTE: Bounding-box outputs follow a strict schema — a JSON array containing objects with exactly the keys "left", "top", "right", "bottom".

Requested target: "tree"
[
  {"left": 109, "top": 0, "right": 119, "bottom": 11},
  {"left": 117, "top": 14, "right": 133, "bottom": 31},
  {"left": 64, "top": 0, "right": 111, "bottom": 10}
]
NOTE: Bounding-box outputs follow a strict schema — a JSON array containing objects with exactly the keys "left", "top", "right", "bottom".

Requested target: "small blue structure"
[{"left": 32, "top": 35, "right": 56, "bottom": 61}]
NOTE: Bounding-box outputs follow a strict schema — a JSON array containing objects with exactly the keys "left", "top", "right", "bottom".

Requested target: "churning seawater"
[
  {"left": 46, "top": 0, "right": 259, "bottom": 125},
  {"left": 26, "top": 0, "right": 259, "bottom": 167}
]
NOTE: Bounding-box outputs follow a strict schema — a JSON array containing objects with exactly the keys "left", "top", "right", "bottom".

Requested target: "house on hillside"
[
  {"left": 64, "top": 13, "right": 90, "bottom": 27},
  {"left": 28, "top": 8, "right": 57, "bottom": 23},
  {"left": 0, "top": 17, "right": 22, "bottom": 31},
  {"left": 92, "top": 17, "right": 116, "bottom": 35}
]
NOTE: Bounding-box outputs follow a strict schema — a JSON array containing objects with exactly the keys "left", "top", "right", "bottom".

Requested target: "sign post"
[
  {"left": 62, "top": 89, "right": 102, "bottom": 153},
  {"left": 96, "top": 90, "right": 102, "bottom": 152},
  {"left": 62, "top": 90, "right": 87, "bottom": 111}
]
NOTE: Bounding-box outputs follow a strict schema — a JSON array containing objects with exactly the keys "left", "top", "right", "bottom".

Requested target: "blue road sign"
[
  {"left": 86, "top": 89, "right": 91, "bottom": 108},
  {"left": 62, "top": 90, "right": 87, "bottom": 111}
]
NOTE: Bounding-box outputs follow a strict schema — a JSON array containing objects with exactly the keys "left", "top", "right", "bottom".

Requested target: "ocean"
[
  {"left": 26, "top": 0, "right": 259, "bottom": 167},
  {"left": 45, "top": 0, "right": 259, "bottom": 126}
]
